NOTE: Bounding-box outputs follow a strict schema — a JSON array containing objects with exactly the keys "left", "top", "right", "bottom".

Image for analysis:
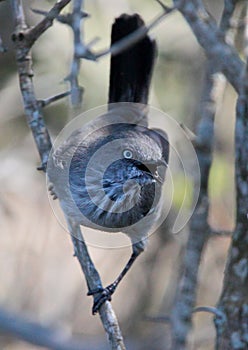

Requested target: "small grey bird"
[{"left": 48, "top": 14, "right": 169, "bottom": 314}]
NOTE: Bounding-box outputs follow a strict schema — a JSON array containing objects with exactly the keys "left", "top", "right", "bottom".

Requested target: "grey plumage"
[
  {"left": 48, "top": 116, "right": 169, "bottom": 244},
  {"left": 47, "top": 14, "right": 169, "bottom": 314}
]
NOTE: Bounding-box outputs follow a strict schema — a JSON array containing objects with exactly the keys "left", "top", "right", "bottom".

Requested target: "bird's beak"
[
  {"left": 144, "top": 159, "right": 167, "bottom": 184},
  {"left": 156, "top": 159, "right": 168, "bottom": 168}
]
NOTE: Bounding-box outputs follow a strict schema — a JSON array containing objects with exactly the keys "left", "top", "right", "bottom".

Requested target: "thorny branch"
[
  {"left": 30, "top": 0, "right": 174, "bottom": 108},
  {"left": 7, "top": 0, "right": 247, "bottom": 348},
  {"left": 67, "top": 0, "right": 87, "bottom": 107},
  {"left": 10, "top": 1, "right": 126, "bottom": 349},
  {"left": 61, "top": 0, "right": 174, "bottom": 106}
]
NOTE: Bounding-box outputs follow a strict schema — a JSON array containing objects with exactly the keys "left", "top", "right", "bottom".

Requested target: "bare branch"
[
  {"left": 66, "top": 0, "right": 85, "bottom": 107},
  {"left": 26, "top": 0, "right": 71, "bottom": 47},
  {"left": 94, "top": 6, "right": 175, "bottom": 59},
  {"left": 11, "top": 0, "right": 53, "bottom": 170},
  {"left": 210, "top": 229, "right": 232, "bottom": 236},
  {"left": 0, "top": 307, "right": 91, "bottom": 350},
  {"left": 172, "top": 0, "right": 244, "bottom": 92},
  {"left": 37, "top": 91, "right": 70, "bottom": 108},
  {"left": 193, "top": 306, "right": 226, "bottom": 320},
  {"left": 69, "top": 223, "right": 126, "bottom": 350},
  {"left": 31, "top": 8, "right": 89, "bottom": 25},
  {"left": 145, "top": 306, "right": 226, "bottom": 323}
]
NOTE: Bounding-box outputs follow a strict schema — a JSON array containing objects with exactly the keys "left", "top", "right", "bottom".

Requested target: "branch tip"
[
  {"left": 37, "top": 90, "right": 70, "bottom": 108},
  {"left": 193, "top": 306, "right": 227, "bottom": 321},
  {"left": 154, "top": 0, "right": 172, "bottom": 12}
]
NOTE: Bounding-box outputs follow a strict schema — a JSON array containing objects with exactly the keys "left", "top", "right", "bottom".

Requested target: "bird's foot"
[{"left": 87, "top": 283, "right": 117, "bottom": 315}]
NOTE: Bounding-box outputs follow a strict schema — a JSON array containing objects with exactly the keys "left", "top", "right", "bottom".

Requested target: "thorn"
[
  {"left": 31, "top": 8, "right": 48, "bottom": 16},
  {"left": 37, "top": 91, "right": 70, "bottom": 108},
  {"left": 32, "top": 8, "right": 89, "bottom": 24},
  {"left": 154, "top": 0, "right": 173, "bottom": 12}
]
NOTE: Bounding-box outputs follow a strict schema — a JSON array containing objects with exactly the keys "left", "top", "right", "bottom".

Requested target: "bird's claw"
[
  {"left": 48, "top": 184, "right": 58, "bottom": 200},
  {"left": 88, "top": 283, "right": 117, "bottom": 315}
]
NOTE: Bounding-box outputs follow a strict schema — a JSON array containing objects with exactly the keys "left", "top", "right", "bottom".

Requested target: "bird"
[{"left": 47, "top": 14, "right": 169, "bottom": 314}]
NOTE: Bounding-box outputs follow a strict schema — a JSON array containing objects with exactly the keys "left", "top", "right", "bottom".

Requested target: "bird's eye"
[{"left": 123, "top": 149, "right": 133, "bottom": 159}]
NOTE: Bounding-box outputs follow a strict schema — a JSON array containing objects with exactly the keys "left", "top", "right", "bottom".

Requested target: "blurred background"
[{"left": 0, "top": 0, "right": 238, "bottom": 349}]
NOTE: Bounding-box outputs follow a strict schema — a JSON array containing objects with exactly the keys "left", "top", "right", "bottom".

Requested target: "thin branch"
[
  {"left": 0, "top": 307, "right": 91, "bottom": 350},
  {"left": 37, "top": 0, "right": 174, "bottom": 109},
  {"left": 94, "top": 6, "right": 175, "bottom": 59},
  {"left": 26, "top": 0, "right": 71, "bottom": 47},
  {"left": 172, "top": 0, "right": 244, "bottom": 92},
  {"left": 70, "top": 224, "right": 126, "bottom": 350},
  {"left": 210, "top": 229, "right": 232, "bottom": 236},
  {"left": 145, "top": 306, "right": 226, "bottom": 323},
  {"left": 11, "top": 0, "right": 53, "bottom": 170},
  {"left": 31, "top": 8, "right": 89, "bottom": 25},
  {"left": 37, "top": 91, "right": 70, "bottom": 108},
  {"left": 67, "top": 0, "right": 85, "bottom": 107},
  {"left": 193, "top": 306, "right": 226, "bottom": 320}
]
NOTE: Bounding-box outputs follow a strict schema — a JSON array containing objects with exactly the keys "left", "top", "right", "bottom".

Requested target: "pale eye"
[{"left": 123, "top": 149, "right": 133, "bottom": 159}]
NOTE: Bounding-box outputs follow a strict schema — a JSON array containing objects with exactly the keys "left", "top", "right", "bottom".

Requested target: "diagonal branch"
[
  {"left": 0, "top": 307, "right": 91, "bottom": 350},
  {"left": 94, "top": 5, "right": 175, "bottom": 59},
  {"left": 37, "top": 91, "right": 70, "bottom": 108},
  {"left": 31, "top": 8, "right": 89, "bottom": 26},
  {"left": 26, "top": 0, "right": 71, "bottom": 47},
  {"left": 70, "top": 224, "right": 126, "bottom": 350},
  {"left": 172, "top": 0, "right": 244, "bottom": 93}
]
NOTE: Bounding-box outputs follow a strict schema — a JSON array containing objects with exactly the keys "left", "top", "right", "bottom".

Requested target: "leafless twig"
[
  {"left": 0, "top": 307, "right": 91, "bottom": 350},
  {"left": 95, "top": 5, "right": 175, "bottom": 59},
  {"left": 37, "top": 91, "right": 71, "bottom": 108},
  {"left": 67, "top": 0, "right": 86, "bottom": 107},
  {"left": 26, "top": 0, "right": 72, "bottom": 47},
  {"left": 32, "top": 8, "right": 89, "bottom": 25},
  {"left": 172, "top": 0, "right": 244, "bottom": 92}
]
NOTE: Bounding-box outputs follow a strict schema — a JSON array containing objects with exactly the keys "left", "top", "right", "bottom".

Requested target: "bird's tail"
[{"left": 108, "top": 14, "right": 156, "bottom": 104}]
